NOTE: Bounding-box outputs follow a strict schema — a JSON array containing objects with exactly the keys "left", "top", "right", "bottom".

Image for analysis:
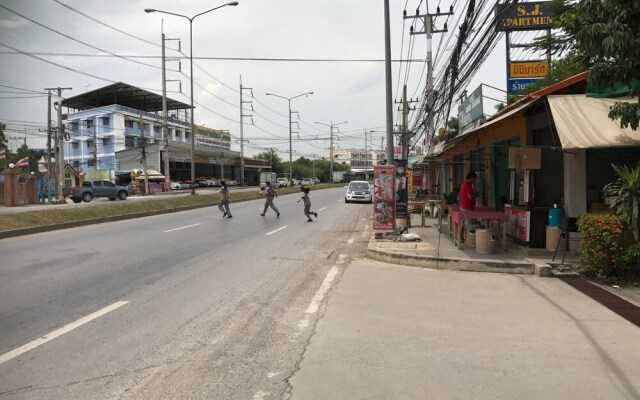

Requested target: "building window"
[
  {"left": 88, "top": 159, "right": 95, "bottom": 168},
  {"left": 86, "top": 120, "right": 94, "bottom": 129},
  {"left": 70, "top": 121, "right": 79, "bottom": 132},
  {"left": 125, "top": 120, "right": 134, "bottom": 128},
  {"left": 125, "top": 138, "right": 135, "bottom": 148},
  {"left": 87, "top": 139, "right": 94, "bottom": 148},
  {"left": 72, "top": 142, "right": 79, "bottom": 150},
  {"left": 72, "top": 160, "right": 80, "bottom": 168},
  {"left": 154, "top": 126, "right": 161, "bottom": 134},
  {"left": 102, "top": 137, "right": 111, "bottom": 146},
  {"left": 101, "top": 117, "right": 109, "bottom": 126}
]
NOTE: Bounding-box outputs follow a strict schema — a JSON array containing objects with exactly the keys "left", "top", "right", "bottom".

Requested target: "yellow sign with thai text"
[{"left": 510, "top": 61, "right": 549, "bottom": 78}]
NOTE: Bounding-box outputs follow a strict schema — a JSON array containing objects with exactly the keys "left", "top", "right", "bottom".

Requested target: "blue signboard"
[{"left": 508, "top": 78, "right": 542, "bottom": 95}]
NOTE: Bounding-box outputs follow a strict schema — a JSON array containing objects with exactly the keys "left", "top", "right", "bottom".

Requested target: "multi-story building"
[
  {"left": 330, "top": 148, "right": 386, "bottom": 178},
  {"left": 59, "top": 82, "right": 230, "bottom": 171}
]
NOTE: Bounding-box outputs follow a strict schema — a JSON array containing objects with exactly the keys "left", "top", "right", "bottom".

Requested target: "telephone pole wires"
[
  {"left": 404, "top": 4, "right": 453, "bottom": 149},
  {"left": 315, "top": 120, "right": 347, "bottom": 182}
]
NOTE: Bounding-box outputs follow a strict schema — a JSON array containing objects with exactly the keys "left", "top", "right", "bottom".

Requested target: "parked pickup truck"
[{"left": 64, "top": 180, "right": 129, "bottom": 203}]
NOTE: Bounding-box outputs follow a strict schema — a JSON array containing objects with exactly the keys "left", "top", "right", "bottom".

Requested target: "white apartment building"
[
  {"left": 59, "top": 82, "right": 227, "bottom": 171},
  {"left": 329, "top": 148, "right": 386, "bottom": 176}
]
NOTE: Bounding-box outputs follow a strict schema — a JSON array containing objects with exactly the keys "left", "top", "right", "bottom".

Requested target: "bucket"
[
  {"left": 548, "top": 207, "right": 564, "bottom": 227},
  {"left": 476, "top": 229, "right": 496, "bottom": 254},
  {"left": 546, "top": 225, "right": 562, "bottom": 250}
]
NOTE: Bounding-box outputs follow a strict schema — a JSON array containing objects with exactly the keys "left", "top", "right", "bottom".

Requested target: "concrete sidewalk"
[
  {"left": 288, "top": 259, "right": 640, "bottom": 400},
  {"left": 367, "top": 214, "right": 580, "bottom": 276}
]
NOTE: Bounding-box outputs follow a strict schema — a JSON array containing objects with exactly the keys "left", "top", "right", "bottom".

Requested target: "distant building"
[
  {"left": 330, "top": 148, "right": 386, "bottom": 178},
  {"left": 58, "top": 82, "right": 231, "bottom": 172}
]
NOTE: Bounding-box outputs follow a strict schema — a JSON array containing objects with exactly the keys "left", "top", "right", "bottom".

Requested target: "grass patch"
[{"left": 0, "top": 183, "right": 344, "bottom": 232}]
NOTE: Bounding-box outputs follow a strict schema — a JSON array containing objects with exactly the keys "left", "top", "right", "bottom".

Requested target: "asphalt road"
[{"left": 0, "top": 187, "right": 372, "bottom": 399}]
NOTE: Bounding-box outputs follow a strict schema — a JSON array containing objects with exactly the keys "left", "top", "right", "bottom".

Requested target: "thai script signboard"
[
  {"left": 508, "top": 78, "right": 543, "bottom": 95},
  {"left": 495, "top": 2, "right": 554, "bottom": 31},
  {"left": 510, "top": 61, "right": 549, "bottom": 78},
  {"left": 373, "top": 165, "right": 396, "bottom": 232}
]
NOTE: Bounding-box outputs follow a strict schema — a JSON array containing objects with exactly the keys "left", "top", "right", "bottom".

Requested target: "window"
[
  {"left": 154, "top": 126, "right": 161, "bottom": 134},
  {"left": 70, "top": 121, "right": 79, "bottom": 131},
  {"left": 125, "top": 120, "right": 134, "bottom": 128},
  {"left": 86, "top": 120, "right": 94, "bottom": 129},
  {"left": 103, "top": 181, "right": 115, "bottom": 187},
  {"left": 102, "top": 137, "right": 111, "bottom": 146},
  {"left": 72, "top": 142, "right": 79, "bottom": 149},
  {"left": 88, "top": 159, "right": 95, "bottom": 168},
  {"left": 87, "top": 139, "right": 94, "bottom": 148},
  {"left": 125, "top": 138, "right": 135, "bottom": 148},
  {"left": 73, "top": 161, "right": 80, "bottom": 168},
  {"left": 101, "top": 117, "right": 110, "bottom": 126}
]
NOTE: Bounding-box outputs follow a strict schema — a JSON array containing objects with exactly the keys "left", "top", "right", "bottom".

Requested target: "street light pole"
[
  {"left": 315, "top": 120, "right": 347, "bottom": 183},
  {"left": 145, "top": 2, "right": 239, "bottom": 195},
  {"left": 266, "top": 91, "right": 313, "bottom": 183}
]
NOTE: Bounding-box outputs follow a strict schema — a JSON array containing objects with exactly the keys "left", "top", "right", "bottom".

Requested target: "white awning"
[{"left": 548, "top": 95, "right": 640, "bottom": 149}]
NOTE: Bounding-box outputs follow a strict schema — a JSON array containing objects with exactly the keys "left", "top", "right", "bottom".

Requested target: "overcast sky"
[{"left": 0, "top": 0, "right": 516, "bottom": 159}]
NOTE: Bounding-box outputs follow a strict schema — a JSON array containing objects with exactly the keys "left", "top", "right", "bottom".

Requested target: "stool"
[{"left": 552, "top": 217, "right": 580, "bottom": 265}]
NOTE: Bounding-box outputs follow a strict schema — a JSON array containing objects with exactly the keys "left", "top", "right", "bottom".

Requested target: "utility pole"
[
  {"left": 404, "top": 4, "right": 453, "bottom": 149},
  {"left": 395, "top": 85, "right": 417, "bottom": 160},
  {"left": 46, "top": 90, "right": 53, "bottom": 203},
  {"left": 46, "top": 87, "right": 72, "bottom": 203},
  {"left": 139, "top": 114, "right": 149, "bottom": 195},
  {"left": 240, "top": 75, "right": 253, "bottom": 186},
  {"left": 384, "top": 0, "right": 394, "bottom": 166},
  {"left": 93, "top": 118, "right": 98, "bottom": 169},
  {"left": 161, "top": 33, "right": 181, "bottom": 191},
  {"left": 315, "top": 120, "right": 347, "bottom": 183}
]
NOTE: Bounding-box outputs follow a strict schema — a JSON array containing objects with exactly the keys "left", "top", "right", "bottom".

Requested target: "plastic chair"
[{"left": 552, "top": 217, "right": 580, "bottom": 265}]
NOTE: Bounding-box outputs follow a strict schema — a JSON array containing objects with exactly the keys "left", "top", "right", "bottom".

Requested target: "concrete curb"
[
  {"left": 0, "top": 203, "right": 211, "bottom": 240},
  {"left": 367, "top": 246, "right": 536, "bottom": 275}
]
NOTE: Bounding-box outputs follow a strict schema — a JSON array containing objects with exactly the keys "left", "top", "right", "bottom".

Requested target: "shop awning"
[
  {"left": 408, "top": 155, "right": 426, "bottom": 168},
  {"left": 547, "top": 95, "right": 640, "bottom": 149}
]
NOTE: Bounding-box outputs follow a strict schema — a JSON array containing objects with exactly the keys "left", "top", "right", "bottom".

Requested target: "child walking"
[
  {"left": 297, "top": 186, "right": 318, "bottom": 222},
  {"left": 218, "top": 180, "right": 232, "bottom": 218}
]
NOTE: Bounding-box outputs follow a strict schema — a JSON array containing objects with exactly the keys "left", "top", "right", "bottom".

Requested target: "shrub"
[{"left": 577, "top": 213, "right": 636, "bottom": 281}]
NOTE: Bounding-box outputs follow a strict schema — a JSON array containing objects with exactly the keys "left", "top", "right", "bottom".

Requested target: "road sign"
[{"left": 508, "top": 78, "right": 542, "bottom": 95}]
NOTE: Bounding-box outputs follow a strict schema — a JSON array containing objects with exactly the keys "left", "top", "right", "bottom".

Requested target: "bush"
[{"left": 577, "top": 213, "right": 638, "bottom": 282}]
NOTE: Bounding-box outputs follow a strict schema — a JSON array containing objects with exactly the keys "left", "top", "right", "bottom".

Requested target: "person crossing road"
[
  {"left": 297, "top": 186, "right": 318, "bottom": 222},
  {"left": 218, "top": 180, "right": 232, "bottom": 218},
  {"left": 260, "top": 181, "right": 280, "bottom": 218}
]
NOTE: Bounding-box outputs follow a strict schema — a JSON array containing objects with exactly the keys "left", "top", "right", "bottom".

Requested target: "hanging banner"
[{"left": 373, "top": 165, "right": 396, "bottom": 232}]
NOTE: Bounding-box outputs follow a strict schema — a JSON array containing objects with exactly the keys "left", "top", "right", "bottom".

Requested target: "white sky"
[{"left": 0, "top": 0, "right": 520, "bottom": 159}]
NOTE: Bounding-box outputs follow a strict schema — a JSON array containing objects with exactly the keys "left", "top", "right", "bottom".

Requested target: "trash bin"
[
  {"left": 548, "top": 207, "right": 564, "bottom": 227},
  {"left": 475, "top": 229, "right": 496, "bottom": 254}
]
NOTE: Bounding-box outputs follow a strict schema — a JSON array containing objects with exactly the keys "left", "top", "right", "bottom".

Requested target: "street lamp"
[
  {"left": 145, "top": 2, "right": 239, "bottom": 195},
  {"left": 265, "top": 91, "right": 313, "bottom": 183},
  {"left": 315, "top": 120, "right": 347, "bottom": 183}
]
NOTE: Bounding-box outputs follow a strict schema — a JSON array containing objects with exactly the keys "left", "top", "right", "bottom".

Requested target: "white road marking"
[
  {"left": 305, "top": 258, "right": 344, "bottom": 315},
  {"left": 266, "top": 226, "right": 288, "bottom": 236},
  {"left": 347, "top": 237, "right": 355, "bottom": 245},
  {"left": 252, "top": 390, "right": 270, "bottom": 400},
  {"left": 163, "top": 223, "right": 200, "bottom": 233},
  {"left": 267, "top": 372, "right": 281, "bottom": 378},
  {"left": 317, "top": 207, "right": 327, "bottom": 212},
  {"left": 0, "top": 301, "right": 129, "bottom": 365}
]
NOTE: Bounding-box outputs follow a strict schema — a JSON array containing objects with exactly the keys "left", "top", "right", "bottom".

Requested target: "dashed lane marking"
[
  {"left": 0, "top": 301, "right": 129, "bottom": 365},
  {"left": 266, "top": 226, "right": 288, "bottom": 236},
  {"left": 163, "top": 223, "right": 200, "bottom": 233},
  {"left": 317, "top": 207, "right": 327, "bottom": 212}
]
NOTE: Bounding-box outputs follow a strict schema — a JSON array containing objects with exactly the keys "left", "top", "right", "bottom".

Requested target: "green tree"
[
  {"left": 604, "top": 162, "right": 640, "bottom": 242},
  {"left": 446, "top": 117, "right": 459, "bottom": 138},
  {"left": 0, "top": 122, "right": 6, "bottom": 150},
  {"left": 533, "top": 0, "right": 640, "bottom": 129},
  {"left": 254, "top": 149, "right": 284, "bottom": 173}
]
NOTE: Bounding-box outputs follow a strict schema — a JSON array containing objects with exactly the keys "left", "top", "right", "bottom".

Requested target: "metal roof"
[{"left": 59, "top": 82, "right": 191, "bottom": 112}]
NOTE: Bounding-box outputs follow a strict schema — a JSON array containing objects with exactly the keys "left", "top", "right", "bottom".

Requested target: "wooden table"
[
  {"left": 408, "top": 201, "right": 426, "bottom": 227},
  {"left": 449, "top": 209, "right": 509, "bottom": 251}
]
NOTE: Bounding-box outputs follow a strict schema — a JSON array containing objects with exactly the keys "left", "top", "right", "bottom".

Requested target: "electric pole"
[
  {"left": 404, "top": 4, "right": 453, "bottom": 150},
  {"left": 46, "top": 90, "right": 53, "bottom": 203},
  {"left": 240, "top": 75, "right": 253, "bottom": 186},
  {"left": 140, "top": 114, "right": 149, "bottom": 195},
  {"left": 46, "top": 86, "right": 72, "bottom": 203},
  {"left": 395, "top": 85, "right": 417, "bottom": 160},
  {"left": 162, "top": 33, "right": 181, "bottom": 191},
  {"left": 315, "top": 120, "right": 347, "bottom": 183}
]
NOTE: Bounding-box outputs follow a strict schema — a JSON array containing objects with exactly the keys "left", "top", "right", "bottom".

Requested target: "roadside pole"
[
  {"left": 46, "top": 90, "right": 53, "bottom": 203},
  {"left": 139, "top": 114, "right": 149, "bottom": 195}
]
